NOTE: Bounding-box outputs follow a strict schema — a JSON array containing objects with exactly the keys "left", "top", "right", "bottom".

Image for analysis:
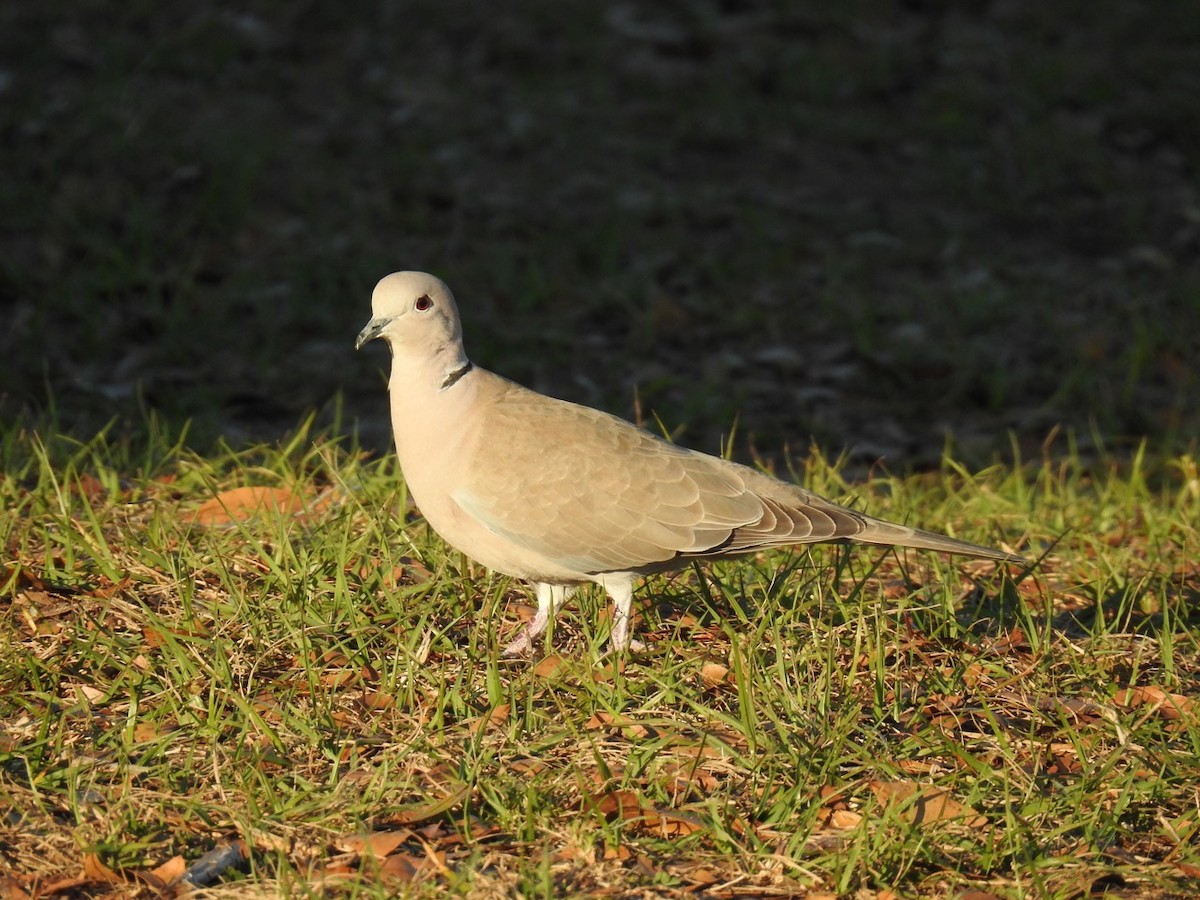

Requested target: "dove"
[{"left": 356, "top": 271, "right": 1020, "bottom": 656}]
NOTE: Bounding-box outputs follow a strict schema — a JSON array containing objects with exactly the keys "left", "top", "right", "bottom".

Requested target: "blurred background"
[{"left": 1, "top": 1, "right": 1197, "bottom": 468}]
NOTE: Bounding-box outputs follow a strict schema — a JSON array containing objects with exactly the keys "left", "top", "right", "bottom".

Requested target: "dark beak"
[{"left": 355, "top": 317, "right": 390, "bottom": 350}]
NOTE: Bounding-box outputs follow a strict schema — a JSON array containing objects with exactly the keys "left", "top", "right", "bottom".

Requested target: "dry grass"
[{"left": 2, "top": 423, "right": 1198, "bottom": 897}]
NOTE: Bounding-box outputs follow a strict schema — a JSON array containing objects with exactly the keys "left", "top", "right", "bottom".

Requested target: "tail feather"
[{"left": 854, "top": 517, "right": 1023, "bottom": 562}]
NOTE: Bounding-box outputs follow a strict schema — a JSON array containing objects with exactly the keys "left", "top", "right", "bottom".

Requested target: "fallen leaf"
[
  {"left": 0, "top": 877, "right": 32, "bottom": 900},
  {"left": 661, "top": 762, "right": 719, "bottom": 795},
  {"left": 583, "top": 710, "right": 653, "bottom": 738},
  {"left": 82, "top": 854, "right": 123, "bottom": 884},
  {"left": 319, "top": 668, "right": 357, "bottom": 688},
  {"left": 587, "top": 790, "right": 706, "bottom": 837},
  {"left": 133, "top": 721, "right": 176, "bottom": 742},
  {"left": 469, "top": 703, "right": 510, "bottom": 735},
  {"left": 363, "top": 690, "right": 395, "bottom": 711},
  {"left": 534, "top": 654, "right": 568, "bottom": 678},
  {"left": 138, "top": 855, "right": 187, "bottom": 890},
  {"left": 1116, "top": 685, "right": 1194, "bottom": 720},
  {"left": 90, "top": 576, "right": 130, "bottom": 600},
  {"left": 72, "top": 684, "right": 105, "bottom": 704},
  {"left": 700, "top": 662, "right": 733, "bottom": 687},
  {"left": 27, "top": 875, "right": 89, "bottom": 896},
  {"left": 338, "top": 831, "right": 411, "bottom": 858},
  {"left": 830, "top": 809, "right": 864, "bottom": 829},
  {"left": 73, "top": 473, "right": 107, "bottom": 500},
  {"left": 380, "top": 854, "right": 422, "bottom": 881},
  {"left": 685, "top": 868, "right": 722, "bottom": 886},
  {"left": 634, "top": 853, "right": 658, "bottom": 876},
  {"left": 992, "top": 625, "right": 1029, "bottom": 653},
  {"left": 510, "top": 757, "right": 548, "bottom": 777},
  {"left": 869, "top": 780, "right": 986, "bottom": 828},
  {"left": 193, "top": 486, "right": 307, "bottom": 527},
  {"left": 592, "top": 789, "right": 643, "bottom": 820},
  {"left": 652, "top": 809, "right": 707, "bottom": 837},
  {"left": 143, "top": 621, "right": 209, "bottom": 647},
  {"left": 585, "top": 710, "right": 631, "bottom": 729}
]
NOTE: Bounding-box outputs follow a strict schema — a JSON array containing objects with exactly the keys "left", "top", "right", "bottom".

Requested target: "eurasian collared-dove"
[{"left": 357, "top": 271, "right": 1020, "bottom": 655}]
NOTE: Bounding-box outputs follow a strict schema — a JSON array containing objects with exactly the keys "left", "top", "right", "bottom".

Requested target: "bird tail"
[{"left": 854, "top": 518, "right": 1024, "bottom": 562}]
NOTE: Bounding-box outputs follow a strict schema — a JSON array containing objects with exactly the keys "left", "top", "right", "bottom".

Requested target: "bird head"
[{"left": 355, "top": 271, "right": 464, "bottom": 354}]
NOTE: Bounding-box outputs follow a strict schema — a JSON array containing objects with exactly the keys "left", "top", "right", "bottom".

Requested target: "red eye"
[{"left": 415, "top": 294, "right": 432, "bottom": 311}]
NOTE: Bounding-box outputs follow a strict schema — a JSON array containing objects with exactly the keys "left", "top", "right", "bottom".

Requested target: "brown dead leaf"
[
  {"left": 991, "top": 625, "right": 1029, "bottom": 654},
  {"left": 534, "top": 654, "right": 568, "bottom": 678},
  {"left": 73, "top": 473, "right": 107, "bottom": 500},
  {"left": 316, "top": 862, "right": 356, "bottom": 884},
  {"left": 510, "top": 757, "right": 548, "bottom": 777},
  {"left": 71, "top": 684, "right": 105, "bottom": 704},
  {"left": 138, "top": 854, "right": 187, "bottom": 890},
  {"left": 338, "top": 831, "right": 411, "bottom": 858},
  {"left": 661, "top": 762, "right": 719, "bottom": 796},
  {"left": 319, "top": 668, "right": 357, "bottom": 689},
  {"left": 580, "top": 710, "right": 638, "bottom": 734},
  {"left": 830, "top": 809, "right": 864, "bottom": 829},
  {"left": 553, "top": 844, "right": 595, "bottom": 864},
  {"left": 28, "top": 875, "right": 90, "bottom": 897},
  {"left": 0, "top": 877, "right": 32, "bottom": 900},
  {"left": 193, "top": 486, "right": 308, "bottom": 527},
  {"left": 1116, "top": 685, "right": 1194, "bottom": 720},
  {"left": 133, "top": 721, "right": 175, "bottom": 742},
  {"left": 89, "top": 576, "right": 131, "bottom": 600},
  {"left": 652, "top": 809, "right": 707, "bottom": 837},
  {"left": 685, "top": 868, "right": 722, "bottom": 887},
  {"left": 1, "top": 565, "right": 44, "bottom": 591},
  {"left": 508, "top": 602, "right": 536, "bottom": 623},
  {"left": 592, "top": 789, "right": 643, "bottom": 821},
  {"left": 700, "top": 662, "right": 734, "bottom": 687},
  {"left": 363, "top": 690, "right": 395, "bottom": 711},
  {"left": 468, "top": 703, "right": 510, "bottom": 735},
  {"left": 143, "top": 621, "right": 209, "bottom": 647},
  {"left": 150, "top": 855, "right": 186, "bottom": 883},
  {"left": 869, "top": 780, "right": 987, "bottom": 828},
  {"left": 379, "top": 854, "right": 422, "bottom": 882},
  {"left": 583, "top": 710, "right": 654, "bottom": 738},
  {"left": 82, "top": 853, "right": 123, "bottom": 884},
  {"left": 588, "top": 790, "right": 706, "bottom": 837}
]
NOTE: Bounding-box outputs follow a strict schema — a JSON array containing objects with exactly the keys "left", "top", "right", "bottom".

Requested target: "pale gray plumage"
[{"left": 357, "top": 271, "right": 1021, "bottom": 656}]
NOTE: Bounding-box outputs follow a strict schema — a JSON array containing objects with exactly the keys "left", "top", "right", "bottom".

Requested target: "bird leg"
[
  {"left": 597, "top": 576, "right": 645, "bottom": 654},
  {"left": 502, "top": 583, "right": 572, "bottom": 656}
]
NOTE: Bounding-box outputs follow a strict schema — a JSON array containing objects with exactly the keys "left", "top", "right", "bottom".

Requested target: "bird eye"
[{"left": 415, "top": 294, "right": 432, "bottom": 311}]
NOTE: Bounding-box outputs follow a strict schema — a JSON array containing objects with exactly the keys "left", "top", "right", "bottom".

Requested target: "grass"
[
  {"left": 2, "top": 3, "right": 1199, "bottom": 895},
  {"left": 2, "top": 417, "right": 1198, "bottom": 897}
]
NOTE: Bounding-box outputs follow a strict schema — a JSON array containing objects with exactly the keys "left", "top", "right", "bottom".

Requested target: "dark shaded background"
[{"left": 2, "top": 1, "right": 1197, "bottom": 467}]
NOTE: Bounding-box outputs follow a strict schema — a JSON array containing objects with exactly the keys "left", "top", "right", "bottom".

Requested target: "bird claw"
[
  {"left": 500, "top": 628, "right": 533, "bottom": 657},
  {"left": 602, "top": 637, "right": 647, "bottom": 658}
]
